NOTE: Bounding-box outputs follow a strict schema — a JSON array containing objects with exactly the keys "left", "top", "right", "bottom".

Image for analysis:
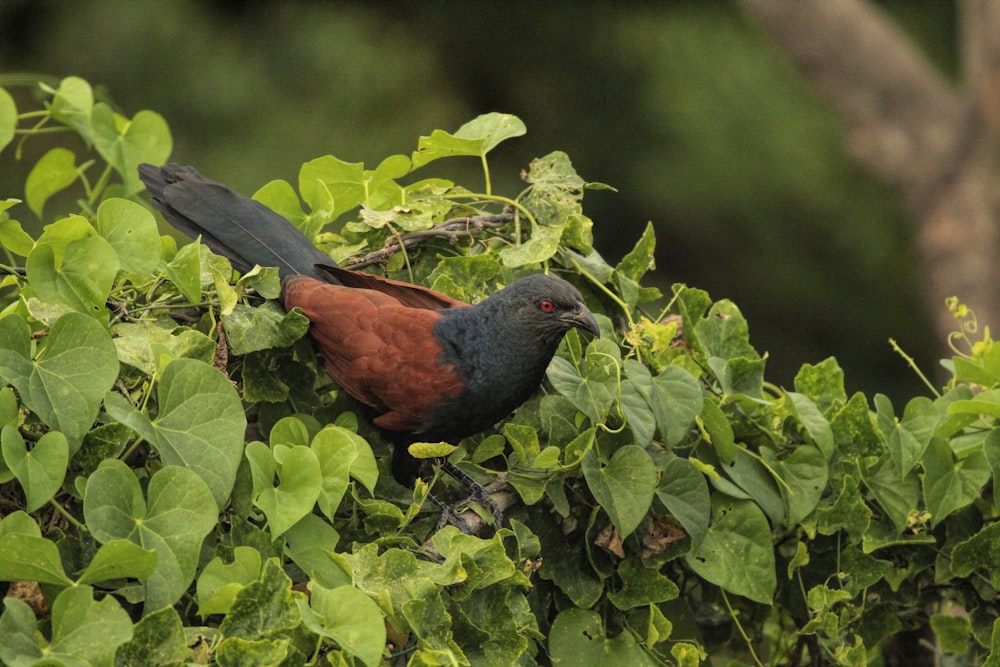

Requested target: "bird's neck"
[{"left": 435, "top": 302, "right": 561, "bottom": 389}]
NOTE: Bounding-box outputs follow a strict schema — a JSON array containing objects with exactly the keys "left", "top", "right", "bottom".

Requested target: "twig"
[{"left": 347, "top": 211, "right": 514, "bottom": 269}]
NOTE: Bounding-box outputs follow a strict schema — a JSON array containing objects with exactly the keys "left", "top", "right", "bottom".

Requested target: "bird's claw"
[
  {"left": 439, "top": 459, "right": 503, "bottom": 527},
  {"left": 427, "top": 493, "right": 475, "bottom": 534}
]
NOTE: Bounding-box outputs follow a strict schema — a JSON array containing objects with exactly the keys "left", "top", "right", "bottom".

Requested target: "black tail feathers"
[{"left": 138, "top": 163, "right": 333, "bottom": 280}]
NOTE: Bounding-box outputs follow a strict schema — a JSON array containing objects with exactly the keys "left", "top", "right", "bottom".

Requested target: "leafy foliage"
[{"left": 0, "top": 75, "right": 999, "bottom": 666}]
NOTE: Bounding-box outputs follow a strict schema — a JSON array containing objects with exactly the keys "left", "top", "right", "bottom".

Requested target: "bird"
[{"left": 137, "top": 163, "right": 600, "bottom": 524}]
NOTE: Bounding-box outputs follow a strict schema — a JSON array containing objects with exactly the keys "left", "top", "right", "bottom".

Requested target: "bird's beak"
[{"left": 563, "top": 303, "right": 601, "bottom": 337}]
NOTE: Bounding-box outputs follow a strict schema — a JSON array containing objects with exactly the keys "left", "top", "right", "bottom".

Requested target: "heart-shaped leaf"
[
  {"left": 103, "top": 357, "right": 246, "bottom": 507},
  {"left": 0, "top": 312, "right": 118, "bottom": 454},
  {"left": 95, "top": 198, "right": 161, "bottom": 278},
  {"left": 245, "top": 441, "right": 322, "bottom": 539},
  {"left": 684, "top": 495, "right": 776, "bottom": 604},
  {"left": 548, "top": 608, "right": 657, "bottom": 666},
  {"left": 298, "top": 583, "right": 386, "bottom": 667},
  {"left": 84, "top": 460, "right": 217, "bottom": 611},
  {"left": 582, "top": 445, "right": 657, "bottom": 537},
  {"left": 0, "top": 511, "right": 72, "bottom": 585},
  {"left": 0, "top": 585, "right": 132, "bottom": 667},
  {"left": 91, "top": 104, "right": 172, "bottom": 194},
  {"left": 1, "top": 425, "right": 68, "bottom": 512}
]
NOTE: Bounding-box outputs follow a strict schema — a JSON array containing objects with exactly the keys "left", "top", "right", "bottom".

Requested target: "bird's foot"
[
  {"left": 439, "top": 459, "right": 504, "bottom": 527},
  {"left": 427, "top": 492, "right": 474, "bottom": 534}
]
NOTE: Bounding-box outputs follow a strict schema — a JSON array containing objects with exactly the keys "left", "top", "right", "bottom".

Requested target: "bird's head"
[{"left": 492, "top": 274, "right": 600, "bottom": 343}]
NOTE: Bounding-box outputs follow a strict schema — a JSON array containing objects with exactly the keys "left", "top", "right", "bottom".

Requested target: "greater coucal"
[{"left": 138, "top": 163, "right": 600, "bottom": 519}]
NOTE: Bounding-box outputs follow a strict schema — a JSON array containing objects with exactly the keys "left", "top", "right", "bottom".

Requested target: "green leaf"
[
  {"left": 84, "top": 461, "right": 218, "bottom": 611},
  {"left": 112, "top": 319, "right": 215, "bottom": 375},
  {"left": 253, "top": 178, "right": 312, "bottom": 238},
  {"left": 223, "top": 302, "right": 310, "bottom": 355},
  {"left": 651, "top": 366, "right": 703, "bottom": 447},
  {"left": 698, "top": 397, "right": 737, "bottom": 464},
  {"left": 215, "top": 637, "right": 289, "bottom": 666},
  {"left": 786, "top": 392, "right": 835, "bottom": 460},
  {"left": 983, "top": 428, "right": 1000, "bottom": 506},
  {"left": 95, "top": 197, "right": 161, "bottom": 278},
  {"left": 621, "top": 369, "right": 656, "bottom": 447},
  {"left": 947, "top": 390, "right": 1000, "bottom": 419},
  {"left": 1, "top": 426, "right": 67, "bottom": 512},
  {"left": 219, "top": 558, "right": 302, "bottom": 639},
  {"left": 607, "top": 557, "right": 679, "bottom": 610},
  {"left": 412, "top": 113, "right": 525, "bottom": 168},
  {"left": 297, "top": 154, "right": 402, "bottom": 221},
  {"left": 0, "top": 87, "right": 15, "bottom": 154},
  {"left": 0, "top": 598, "right": 40, "bottom": 665},
  {"left": 764, "top": 444, "right": 828, "bottom": 526},
  {"left": 285, "top": 514, "right": 349, "bottom": 589},
  {"left": 694, "top": 300, "right": 758, "bottom": 362},
  {"left": 0, "top": 585, "right": 132, "bottom": 667},
  {"left": 197, "top": 546, "right": 263, "bottom": 616},
  {"left": 269, "top": 414, "right": 317, "bottom": 447},
  {"left": 0, "top": 312, "right": 118, "bottom": 453},
  {"left": 46, "top": 76, "right": 94, "bottom": 141},
  {"left": 563, "top": 212, "right": 595, "bottom": 254},
  {"left": 113, "top": 606, "right": 189, "bottom": 667},
  {"left": 794, "top": 357, "right": 847, "bottom": 413},
  {"left": 624, "top": 360, "right": 702, "bottom": 448},
  {"left": 922, "top": 438, "right": 991, "bottom": 527},
  {"left": 245, "top": 441, "right": 323, "bottom": 539},
  {"left": 0, "top": 530, "right": 73, "bottom": 585},
  {"left": 616, "top": 221, "right": 656, "bottom": 282},
  {"left": 549, "top": 608, "right": 657, "bottom": 667},
  {"left": 77, "top": 539, "right": 157, "bottom": 585},
  {"left": 312, "top": 424, "right": 378, "bottom": 518},
  {"left": 952, "top": 522, "right": 1000, "bottom": 589},
  {"left": 684, "top": 495, "right": 776, "bottom": 604},
  {"left": 26, "top": 229, "right": 120, "bottom": 317},
  {"left": 25, "top": 147, "right": 79, "bottom": 217},
  {"left": 298, "top": 584, "right": 387, "bottom": 667},
  {"left": 428, "top": 254, "right": 500, "bottom": 294},
  {"left": 830, "top": 392, "right": 884, "bottom": 458},
  {"left": 930, "top": 613, "right": 971, "bottom": 655},
  {"left": 0, "top": 216, "right": 35, "bottom": 257},
  {"left": 885, "top": 396, "right": 938, "bottom": 478},
  {"left": 456, "top": 112, "right": 527, "bottom": 152},
  {"left": 90, "top": 104, "right": 172, "bottom": 193},
  {"left": 546, "top": 338, "right": 620, "bottom": 423},
  {"left": 103, "top": 357, "right": 247, "bottom": 507},
  {"left": 985, "top": 618, "right": 1000, "bottom": 667},
  {"left": 164, "top": 237, "right": 202, "bottom": 304},
  {"left": 656, "top": 456, "right": 711, "bottom": 545},
  {"left": 862, "top": 454, "right": 921, "bottom": 535},
  {"left": 430, "top": 527, "right": 518, "bottom": 591},
  {"left": 500, "top": 222, "right": 564, "bottom": 268},
  {"left": 582, "top": 445, "right": 657, "bottom": 537},
  {"left": 816, "top": 474, "right": 872, "bottom": 541}
]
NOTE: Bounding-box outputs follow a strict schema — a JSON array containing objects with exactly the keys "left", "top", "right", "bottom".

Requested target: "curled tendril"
[{"left": 946, "top": 297, "right": 980, "bottom": 358}]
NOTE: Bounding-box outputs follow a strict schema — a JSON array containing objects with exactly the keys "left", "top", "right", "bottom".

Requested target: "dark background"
[{"left": 0, "top": 0, "right": 956, "bottom": 401}]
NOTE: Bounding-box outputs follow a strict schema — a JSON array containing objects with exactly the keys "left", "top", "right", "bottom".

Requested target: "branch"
[
  {"left": 962, "top": 0, "right": 1000, "bottom": 138},
  {"left": 738, "top": 0, "right": 968, "bottom": 209},
  {"left": 346, "top": 211, "right": 514, "bottom": 270}
]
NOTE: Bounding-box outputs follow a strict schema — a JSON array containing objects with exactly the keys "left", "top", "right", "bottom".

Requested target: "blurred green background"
[{"left": 0, "top": 0, "right": 954, "bottom": 400}]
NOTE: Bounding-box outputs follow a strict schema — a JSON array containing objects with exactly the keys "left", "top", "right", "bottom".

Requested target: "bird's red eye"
[{"left": 539, "top": 299, "right": 555, "bottom": 312}]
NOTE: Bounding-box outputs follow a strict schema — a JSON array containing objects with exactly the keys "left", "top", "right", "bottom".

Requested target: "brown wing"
[
  {"left": 313, "top": 264, "right": 469, "bottom": 310},
  {"left": 282, "top": 275, "right": 464, "bottom": 433}
]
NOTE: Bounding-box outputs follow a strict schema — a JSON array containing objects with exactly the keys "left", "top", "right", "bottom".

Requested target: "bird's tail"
[{"left": 138, "top": 163, "right": 333, "bottom": 280}]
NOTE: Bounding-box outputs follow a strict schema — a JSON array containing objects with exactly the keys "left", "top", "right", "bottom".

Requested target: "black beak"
[{"left": 563, "top": 302, "right": 600, "bottom": 337}]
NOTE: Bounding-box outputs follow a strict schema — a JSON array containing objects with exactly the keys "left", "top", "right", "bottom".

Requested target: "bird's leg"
[{"left": 438, "top": 459, "right": 504, "bottom": 527}]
